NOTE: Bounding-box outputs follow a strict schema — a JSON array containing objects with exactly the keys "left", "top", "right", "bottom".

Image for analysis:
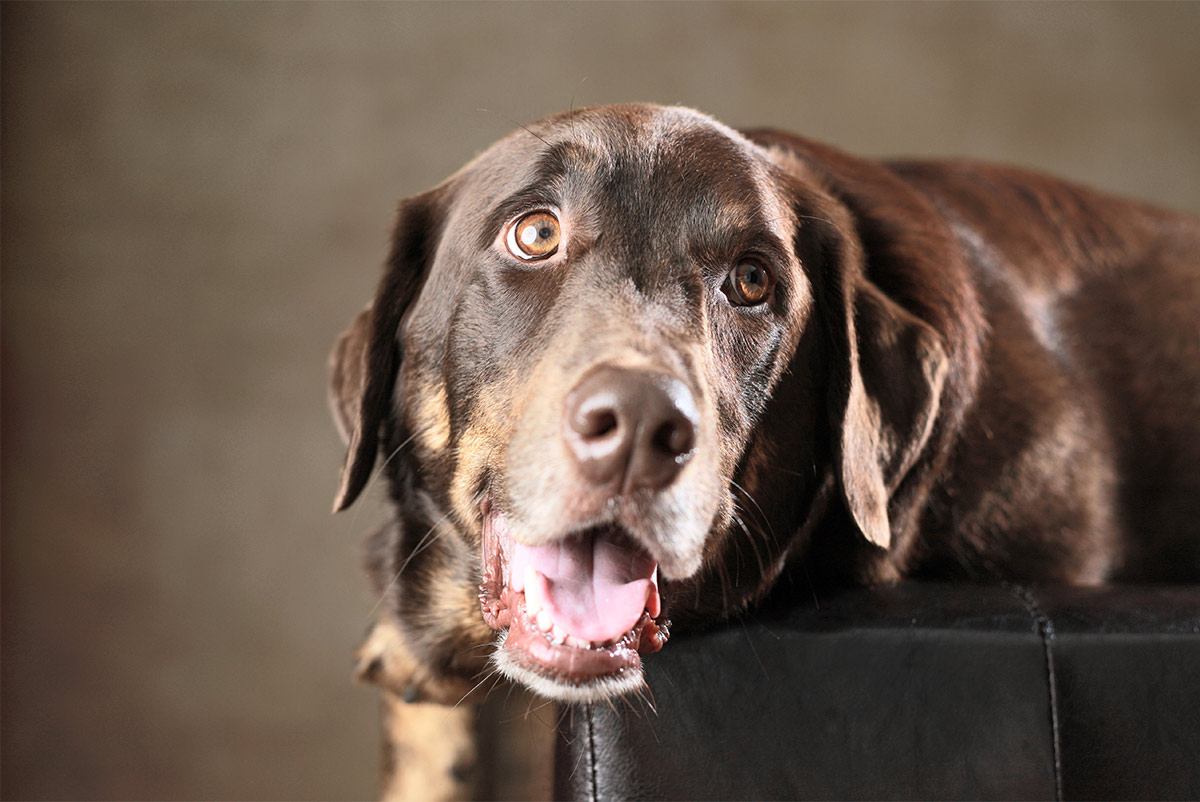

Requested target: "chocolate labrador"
[{"left": 330, "top": 104, "right": 1199, "bottom": 714}]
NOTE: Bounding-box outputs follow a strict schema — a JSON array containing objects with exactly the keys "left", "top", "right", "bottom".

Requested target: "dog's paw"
[{"left": 356, "top": 615, "right": 480, "bottom": 706}]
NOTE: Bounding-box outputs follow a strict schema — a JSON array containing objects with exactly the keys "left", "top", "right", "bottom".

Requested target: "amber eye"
[
  {"left": 506, "top": 210, "right": 561, "bottom": 260},
  {"left": 723, "top": 260, "right": 773, "bottom": 306}
]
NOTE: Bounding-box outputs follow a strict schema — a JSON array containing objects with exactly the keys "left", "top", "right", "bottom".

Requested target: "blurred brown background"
[{"left": 2, "top": 2, "right": 1197, "bottom": 799}]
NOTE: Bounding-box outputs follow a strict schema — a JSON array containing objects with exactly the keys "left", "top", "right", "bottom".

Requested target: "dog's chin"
[
  {"left": 479, "top": 503, "right": 671, "bottom": 702},
  {"left": 491, "top": 617, "right": 661, "bottom": 704}
]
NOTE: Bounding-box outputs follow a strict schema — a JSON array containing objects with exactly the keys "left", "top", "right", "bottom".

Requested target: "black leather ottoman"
[{"left": 554, "top": 584, "right": 1200, "bottom": 801}]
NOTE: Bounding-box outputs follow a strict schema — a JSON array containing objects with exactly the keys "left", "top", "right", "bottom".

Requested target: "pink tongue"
[{"left": 512, "top": 530, "right": 656, "bottom": 643}]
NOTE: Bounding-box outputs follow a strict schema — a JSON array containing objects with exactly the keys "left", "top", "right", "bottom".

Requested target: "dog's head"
[{"left": 331, "top": 105, "right": 963, "bottom": 702}]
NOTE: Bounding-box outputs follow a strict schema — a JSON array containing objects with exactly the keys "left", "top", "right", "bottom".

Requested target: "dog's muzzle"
[{"left": 476, "top": 367, "right": 697, "bottom": 699}]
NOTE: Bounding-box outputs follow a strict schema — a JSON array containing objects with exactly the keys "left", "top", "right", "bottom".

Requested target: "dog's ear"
[
  {"left": 330, "top": 187, "right": 452, "bottom": 512},
  {"left": 762, "top": 133, "right": 959, "bottom": 552},
  {"left": 834, "top": 271, "right": 948, "bottom": 549},
  {"left": 329, "top": 303, "right": 373, "bottom": 445}
]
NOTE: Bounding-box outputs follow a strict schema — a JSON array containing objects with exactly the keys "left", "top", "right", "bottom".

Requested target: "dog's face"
[{"left": 332, "top": 105, "right": 948, "bottom": 702}]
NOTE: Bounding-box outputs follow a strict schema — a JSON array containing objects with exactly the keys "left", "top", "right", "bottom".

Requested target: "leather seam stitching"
[
  {"left": 1011, "top": 583, "right": 1064, "bottom": 802},
  {"left": 586, "top": 703, "right": 598, "bottom": 802}
]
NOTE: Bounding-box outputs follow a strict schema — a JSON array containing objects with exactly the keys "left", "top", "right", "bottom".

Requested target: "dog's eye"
[
  {"left": 723, "top": 260, "right": 773, "bottom": 306},
  {"left": 506, "top": 210, "right": 561, "bottom": 260}
]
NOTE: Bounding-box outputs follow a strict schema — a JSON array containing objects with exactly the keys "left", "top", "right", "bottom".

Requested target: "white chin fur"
[{"left": 491, "top": 631, "right": 646, "bottom": 704}]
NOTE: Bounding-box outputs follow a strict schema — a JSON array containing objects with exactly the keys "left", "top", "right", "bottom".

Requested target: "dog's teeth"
[
  {"left": 565, "top": 635, "right": 592, "bottom": 649},
  {"left": 512, "top": 565, "right": 526, "bottom": 593},
  {"left": 647, "top": 567, "right": 661, "bottom": 618},
  {"left": 536, "top": 610, "right": 554, "bottom": 632},
  {"left": 552, "top": 624, "right": 568, "bottom": 642},
  {"left": 523, "top": 567, "right": 542, "bottom": 613}
]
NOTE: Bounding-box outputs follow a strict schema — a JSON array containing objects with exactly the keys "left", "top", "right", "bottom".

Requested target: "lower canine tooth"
[
  {"left": 552, "top": 624, "right": 568, "bottom": 641},
  {"left": 536, "top": 610, "right": 554, "bottom": 632}
]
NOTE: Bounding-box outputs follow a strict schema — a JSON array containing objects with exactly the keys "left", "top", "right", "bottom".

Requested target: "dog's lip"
[{"left": 478, "top": 501, "right": 670, "bottom": 689}]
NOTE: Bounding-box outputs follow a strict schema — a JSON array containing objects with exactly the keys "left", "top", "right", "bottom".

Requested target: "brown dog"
[{"left": 331, "top": 104, "right": 1199, "bottom": 722}]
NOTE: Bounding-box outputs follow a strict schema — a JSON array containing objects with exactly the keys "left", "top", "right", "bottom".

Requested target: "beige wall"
[{"left": 2, "top": 2, "right": 1197, "bottom": 798}]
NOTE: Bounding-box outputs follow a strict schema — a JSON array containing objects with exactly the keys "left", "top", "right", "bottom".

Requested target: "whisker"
[
  {"left": 729, "top": 477, "right": 776, "bottom": 542},
  {"left": 741, "top": 617, "right": 770, "bottom": 680},
  {"left": 555, "top": 703, "right": 573, "bottom": 734},
  {"left": 639, "top": 680, "right": 659, "bottom": 717},
  {"left": 394, "top": 511, "right": 454, "bottom": 575},
  {"left": 771, "top": 466, "right": 813, "bottom": 479},
  {"left": 799, "top": 554, "right": 820, "bottom": 611},
  {"left": 730, "top": 510, "right": 767, "bottom": 581},
  {"left": 728, "top": 477, "right": 778, "bottom": 584},
  {"left": 348, "top": 423, "right": 430, "bottom": 531},
  {"left": 714, "top": 537, "right": 731, "bottom": 610},
  {"left": 453, "top": 666, "right": 502, "bottom": 710},
  {"left": 499, "top": 695, "right": 555, "bottom": 726},
  {"left": 568, "top": 76, "right": 588, "bottom": 141},
  {"left": 795, "top": 213, "right": 838, "bottom": 228},
  {"left": 364, "top": 507, "right": 456, "bottom": 621},
  {"left": 481, "top": 671, "right": 505, "bottom": 706},
  {"left": 457, "top": 641, "right": 499, "bottom": 657},
  {"left": 566, "top": 724, "right": 587, "bottom": 784},
  {"left": 638, "top": 693, "right": 661, "bottom": 743},
  {"left": 619, "top": 692, "right": 641, "bottom": 720},
  {"left": 528, "top": 698, "right": 557, "bottom": 726},
  {"left": 477, "top": 107, "right": 550, "bottom": 147}
]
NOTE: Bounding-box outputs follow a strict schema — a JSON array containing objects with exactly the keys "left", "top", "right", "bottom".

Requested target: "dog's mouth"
[{"left": 479, "top": 501, "right": 670, "bottom": 701}]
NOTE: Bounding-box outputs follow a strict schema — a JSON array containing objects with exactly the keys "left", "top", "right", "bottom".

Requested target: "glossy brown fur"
[{"left": 330, "top": 104, "right": 1200, "bottom": 796}]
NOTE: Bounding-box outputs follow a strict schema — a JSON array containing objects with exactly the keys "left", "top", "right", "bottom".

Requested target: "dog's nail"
[
  {"left": 648, "top": 587, "right": 662, "bottom": 619},
  {"left": 402, "top": 684, "right": 419, "bottom": 704},
  {"left": 536, "top": 610, "right": 554, "bottom": 632}
]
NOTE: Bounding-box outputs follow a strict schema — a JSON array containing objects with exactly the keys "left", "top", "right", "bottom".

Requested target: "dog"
[{"left": 330, "top": 104, "right": 1199, "bottom": 729}]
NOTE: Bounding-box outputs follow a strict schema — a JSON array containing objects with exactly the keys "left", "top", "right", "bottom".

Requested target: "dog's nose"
[{"left": 564, "top": 366, "right": 698, "bottom": 493}]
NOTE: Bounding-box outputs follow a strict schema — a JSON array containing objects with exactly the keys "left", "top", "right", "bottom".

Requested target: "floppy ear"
[
  {"left": 330, "top": 188, "right": 451, "bottom": 512},
  {"left": 752, "top": 132, "right": 973, "bottom": 553},
  {"left": 329, "top": 303, "right": 373, "bottom": 445},
  {"left": 760, "top": 132, "right": 958, "bottom": 552},
  {"left": 835, "top": 275, "right": 948, "bottom": 549}
]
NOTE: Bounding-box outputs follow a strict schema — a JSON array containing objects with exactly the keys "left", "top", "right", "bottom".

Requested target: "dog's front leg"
[
  {"left": 378, "top": 694, "right": 477, "bottom": 801},
  {"left": 357, "top": 616, "right": 481, "bottom": 801}
]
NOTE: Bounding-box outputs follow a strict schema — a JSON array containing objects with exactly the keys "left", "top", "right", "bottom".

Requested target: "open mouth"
[{"left": 479, "top": 501, "right": 670, "bottom": 701}]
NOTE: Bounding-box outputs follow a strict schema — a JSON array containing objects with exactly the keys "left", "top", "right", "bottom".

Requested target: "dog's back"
[
  {"left": 892, "top": 159, "right": 1200, "bottom": 581},
  {"left": 746, "top": 128, "right": 1199, "bottom": 583}
]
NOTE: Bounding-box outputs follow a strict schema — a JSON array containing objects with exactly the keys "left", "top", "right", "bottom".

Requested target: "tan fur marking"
[
  {"left": 449, "top": 425, "right": 498, "bottom": 522},
  {"left": 380, "top": 695, "right": 476, "bottom": 801},
  {"left": 448, "top": 382, "right": 516, "bottom": 521},
  {"left": 356, "top": 615, "right": 477, "bottom": 705},
  {"left": 416, "top": 382, "right": 452, "bottom": 453}
]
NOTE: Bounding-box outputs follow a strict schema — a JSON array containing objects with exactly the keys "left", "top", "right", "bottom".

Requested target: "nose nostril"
[
  {"left": 564, "top": 366, "right": 698, "bottom": 492},
  {"left": 653, "top": 418, "right": 696, "bottom": 459},
  {"left": 576, "top": 408, "right": 619, "bottom": 440}
]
